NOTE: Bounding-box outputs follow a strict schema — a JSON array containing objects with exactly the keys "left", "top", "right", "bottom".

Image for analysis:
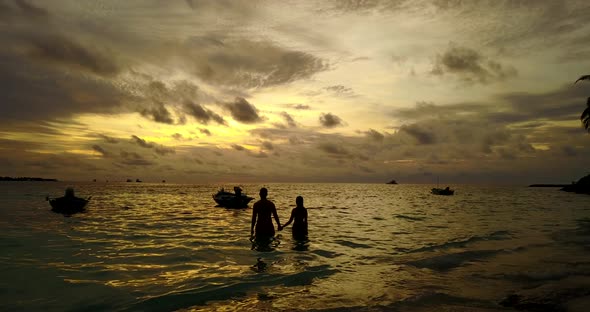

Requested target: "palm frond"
[{"left": 582, "top": 105, "right": 590, "bottom": 131}]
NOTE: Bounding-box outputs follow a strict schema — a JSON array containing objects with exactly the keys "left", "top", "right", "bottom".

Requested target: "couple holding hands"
[{"left": 250, "top": 188, "right": 308, "bottom": 240}]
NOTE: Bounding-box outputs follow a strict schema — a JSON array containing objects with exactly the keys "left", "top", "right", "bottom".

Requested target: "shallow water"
[{"left": 1, "top": 182, "right": 590, "bottom": 311}]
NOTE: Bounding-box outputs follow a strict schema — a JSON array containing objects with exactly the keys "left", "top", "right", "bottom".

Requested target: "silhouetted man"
[{"left": 251, "top": 188, "right": 281, "bottom": 239}]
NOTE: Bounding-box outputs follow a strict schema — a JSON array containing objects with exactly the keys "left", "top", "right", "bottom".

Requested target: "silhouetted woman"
[{"left": 281, "top": 196, "right": 308, "bottom": 239}]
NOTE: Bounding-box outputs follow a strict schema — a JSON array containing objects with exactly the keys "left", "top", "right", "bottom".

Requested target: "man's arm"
[
  {"left": 272, "top": 203, "right": 281, "bottom": 229},
  {"left": 251, "top": 205, "right": 257, "bottom": 236}
]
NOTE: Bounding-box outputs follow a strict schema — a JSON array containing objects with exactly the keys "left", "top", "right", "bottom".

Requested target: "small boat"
[
  {"left": 431, "top": 187, "right": 454, "bottom": 196},
  {"left": 48, "top": 196, "right": 90, "bottom": 213},
  {"left": 213, "top": 187, "right": 254, "bottom": 208},
  {"left": 47, "top": 187, "right": 90, "bottom": 214}
]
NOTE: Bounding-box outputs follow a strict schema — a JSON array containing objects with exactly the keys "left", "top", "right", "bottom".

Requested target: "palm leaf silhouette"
[
  {"left": 575, "top": 75, "right": 590, "bottom": 131},
  {"left": 582, "top": 97, "right": 590, "bottom": 132}
]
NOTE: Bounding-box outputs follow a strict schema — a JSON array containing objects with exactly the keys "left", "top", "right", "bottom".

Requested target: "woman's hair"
[{"left": 296, "top": 196, "right": 304, "bottom": 206}]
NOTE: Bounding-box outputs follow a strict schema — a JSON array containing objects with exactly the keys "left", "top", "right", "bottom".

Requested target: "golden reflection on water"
[{"left": 3, "top": 182, "right": 590, "bottom": 311}]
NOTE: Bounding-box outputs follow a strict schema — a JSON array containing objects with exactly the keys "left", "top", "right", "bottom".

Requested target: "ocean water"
[{"left": 1, "top": 182, "right": 590, "bottom": 311}]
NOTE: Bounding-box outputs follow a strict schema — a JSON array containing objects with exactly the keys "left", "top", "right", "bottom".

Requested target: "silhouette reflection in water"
[
  {"left": 251, "top": 257, "right": 268, "bottom": 273},
  {"left": 250, "top": 235, "right": 281, "bottom": 252}
]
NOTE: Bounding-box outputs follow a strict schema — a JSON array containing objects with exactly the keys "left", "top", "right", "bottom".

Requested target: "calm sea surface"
[{"left": 1, "top": 182, "right": 590, "bottom": 311}]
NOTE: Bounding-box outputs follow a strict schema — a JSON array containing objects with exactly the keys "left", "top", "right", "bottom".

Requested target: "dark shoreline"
[
  {"left": 0, "top": 177, "right": 58, "bottom": 182},
  {"left": 528, "top": 184, "right": 569, "bottom": 187}
]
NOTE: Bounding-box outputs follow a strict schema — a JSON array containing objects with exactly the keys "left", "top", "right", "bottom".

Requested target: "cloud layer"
[{"left": 1, "top": 0, "right": 589, "bottom": 183}]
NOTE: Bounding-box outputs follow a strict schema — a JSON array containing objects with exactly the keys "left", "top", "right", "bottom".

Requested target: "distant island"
[
  {"left": 386, "top": 179, "right": 398, "bottom": 184},
  {"left": 561, "top": 174, "right": 590, "bottom": 195},
  {"left": 0, "top": 176, "right": 58, "bottom": 182},
  {"left": 528, "top": 184, "right": 569, "bottom": 187}
]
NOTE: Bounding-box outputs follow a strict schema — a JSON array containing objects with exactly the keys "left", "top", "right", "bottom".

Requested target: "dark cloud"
[
  {"left": 119, "top": 151, "right": 154, "bottom": 166},
  {"left": 323, "top": 0, "right": 407, "bottom": 13},
  {"left": 561, "top": 145, "right": 578, "bottom": 157},
  {"left": 481, "top": 131, "right": 510, "bottom": 154},
  {"left": 365, "top": 129, "right": 385, "bottom": 141},
  {"left": 399, "top": 124, "right": 437, "bottom": 144},
  {"left": 199, "top": 128, "right": 212, "bottom": 136},
  {"left": 292, "top": 104, "right": 311, "bottom": 110},
  {"left": 318, "top": 142, "right": 352, "bottom": 159},
  {"left": 395, "top": 83, "right": 590, "bottom": 127},
  {"left": 224, "top": 97, "right": 263, "bottom": 123},
  {"left": 231, "top": 144, "right": 246, "bottom": 151},
  {"left": 431, "top": 43, "right": 517, "bottom": 84},
  {"left": 289, "top": 137, "right": 304, "bottom": 145},
  {"left": 130, "top": 135, "right": 175, "bottom": 156},
  {"left": 319, "top": 112, "right": 344, "bottom": 128},
  {"left": 251, "top": 151, "right": 268, "bottom": 158},
  {"left": 14, "top": 0, "right": 49, "bottom": 19},
  {"left": 0, "top": 52, "right": 128, "bottom": 125},
  {"left": 281, "top": 112, "right": 297, "bottom": 128},
  {"left": 130, "top": 79, "right": 225, "bottom": 125},
  {"left": 495, "top": 86, "right": 588, "bottom": 123},
  {"left": 27, "top": 34, "right": 120, "bottom": 76},
  {"left": 140, "top": 104, "right": 175, "bottom": 124},
  {"left": 131, "top": 135, "right": 153, "bottom": 148},
  {"left": 0, "top": 138, "right": 42, "bottom": 151},
  {"left": 185, "top": 0, "right": 196, "bottom": 9},
  {"left": 91, "top": 144, "right": 110, "bottom": 158},
  {"left": 185, "top": 38, "right": 328, "bottom": 88},
  {"left": 184, "top": 101, "right": 226, "bottom": 125},
  {"left": 172, "top": 133, "right": 184, "bottom": 140},
  {"left": 98, "top": 134, "right": 118, "bottom": 144},
  {"left": 0, "top": 2, "right": 13, "bottom": 18},
  {"left": 357, "top": 165, "right": 374, "bottom": 173},
  {"left": 261, "top": 141, "right": 274, "bottom": 150},
  {"left": 325, "top": 85, "right": 355, "bottom": 97},
  {"left": 154, "top": 146, "right": 175, "bottom": 156}
]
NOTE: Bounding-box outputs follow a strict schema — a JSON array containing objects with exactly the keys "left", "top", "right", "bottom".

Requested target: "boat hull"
[
  {"left": 431, "top": 188, "right": 454, "bottom": 196},
  {"left": 49, "top": 197, "right": 89, "bottom": 214},
  {"left": 213, "top": 191, "right": 254, "bottom": 208}
]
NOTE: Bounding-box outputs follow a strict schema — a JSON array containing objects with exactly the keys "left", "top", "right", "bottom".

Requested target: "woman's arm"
[{"left": 282, "top": 209, "right": 295, "bottom": 228}]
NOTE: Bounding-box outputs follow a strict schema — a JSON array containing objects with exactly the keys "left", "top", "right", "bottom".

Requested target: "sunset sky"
[{"left": 1, "top": 0, "right": 589, "bottom": 184}]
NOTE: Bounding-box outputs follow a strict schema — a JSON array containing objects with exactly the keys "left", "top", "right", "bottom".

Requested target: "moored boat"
[
  {"left": 431, "top": 187, "right": 454, "bottom": 196},
  {"left": 48, "top": 196, "right": 90, "bottom": 213},
  {"left": 47, "top": 187, "right": 90, "bottom": 214},
  {"left": 213, "top": 186, "right": 254, "bottom": 208}
]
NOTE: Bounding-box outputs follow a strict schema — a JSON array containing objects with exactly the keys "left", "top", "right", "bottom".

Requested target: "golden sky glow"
[{"left": 1, "top": 0, "right": 589, "bottom": 183}]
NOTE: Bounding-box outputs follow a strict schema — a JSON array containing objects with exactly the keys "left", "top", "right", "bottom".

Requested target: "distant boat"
[
  {"left": 136, "top": 178, "right": 142, "bottom": 183},
  {"left": 47, "top": 188, "right": 90, "bottom": 214},
  {"left": 213, "top": 186, "right": 254, "bottom": 208},
  {"left": 431, "top": 187, "right": 454, "bottom": 196},
  {"left": 386, "top": 179, "right": 398, "bottom": 184}
]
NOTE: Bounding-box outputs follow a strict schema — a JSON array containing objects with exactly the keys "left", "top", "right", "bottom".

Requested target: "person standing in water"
[
  {"left": 281, "top": 196, "right": 308, "bottom": 239},
  {"left": 251, "top": 188, "right": 281, "bottom": 239}
]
